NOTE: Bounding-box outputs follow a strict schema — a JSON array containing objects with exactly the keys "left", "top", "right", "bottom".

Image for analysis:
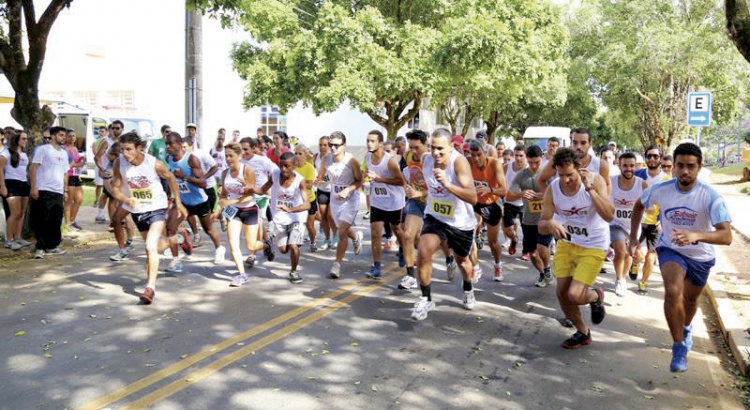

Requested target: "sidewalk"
[
  {"left": 0, "top": 205, "right": 113, "bottom": 260},
  {"left": 707, "top": 176, "right": 750, "bottom": 377}
]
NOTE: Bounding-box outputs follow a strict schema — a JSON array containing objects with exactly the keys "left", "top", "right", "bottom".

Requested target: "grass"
[
  {"left": 710, "top": 163, "right": 748, "bottom": 176},
  {"left": 82, "top": 185, "right": 97, "bottom": 207}
]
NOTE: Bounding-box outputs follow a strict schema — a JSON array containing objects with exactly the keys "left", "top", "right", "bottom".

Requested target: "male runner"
[
  {"left": 411, "top": 128, "right": 478, "bottom": 321},
  {"left": 502, "top": 144, "right": 528, "bottom": 256},
  {"left": 539, "top": 148, "right": 613, "bottom": 349},
  {"left": 628, "top": 143, "right": 732, "bottom": 372}
]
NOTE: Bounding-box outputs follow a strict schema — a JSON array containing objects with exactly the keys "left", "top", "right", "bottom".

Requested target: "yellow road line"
[
  {"left": 120, "top": 271, "right": 401, "bottom": 409},
  {"left": 76, "top": 263, "right": 399, "bottom": 410}
]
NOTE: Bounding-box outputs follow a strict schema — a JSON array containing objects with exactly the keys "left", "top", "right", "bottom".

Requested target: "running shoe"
[
  {"left": 534, "top": 273, "right": 547, "bottom": 288},
  {"left": 363, "top": 211, "right": 370, "bottom": 220},
  {"left": 178, "top": 228, "right": 193, "bottom": 256},
  {"left": 214, "top": 245, "right": 226, "bottom": 264},
  {"left": 519, "top": 253, "right": 530, "bottom": 262},
  {"left": 384, "top": 237, "right": 392, "bottom": 251},
  {"left": 399, "top": 275, "right": 418, "bottom": 290},
  {"left": 34, "top": 249, "right": 45, "bottom": 259},
  {"left": 544, "top": 268, "right": 554, "bottom": 284},
  {"left": 95, "top": 216, "right": 107, "bottom": 224},
  {"left": 139, "top": 287, "right": 155, "bottom": 304},
  {"left": 637, "top": 281, "right": 649, "bottom": 295},
  {"left": 670, "top": 341, "right": 688, "bottom": 372},
  {"left": 263, "top": 240, "right": 275, "bottom": 261},
  {"left": 561, "top": 330, "right": 591, "bottom": 349},
  {"left": 508, "top": 240, "right": 517, "bottom": 256},
  {"left": 330, "top": 262, "right": 341, "bottom": 279},
  {"left": 629, "top": 263, "right": 639, "bottom": 281},
  {"left": 463, "top": 290, "right": 476, "bottom": 310},
  {"left": 17, "top": 239, "right": 31, "bottom": 247},
  {"left": 614, "top": 279, "right": 626, "bottom": 297},
  {"left": 319, "top": 240, "right": 331, "bottom": 251},
  {"left": 110, "top": 249, "right": 130, "bottom": 262},
  {"left": 411, "top": 296, "right": 435, "bottom": 321},
  {"left": 365, "top": 267, "right": 382, "bottom": 280},
  {"left": 165, "top": 259, "right": 183, "bottom": 274},
  {"left": 472, "top": 267, "right": 483, "bottom": 284},
  {"left": 4, "top": 241, "right": 13, "bottom": 249},
  {"left": 245, "top": 255, "right": 256, "bottom": 269},
  {"left": 45, "top": 247, "right": 66, "bottom": 256},
  {"left": 10, "top": 241, "right": 23, "bottom": 251},
  {"left": 71, "top": 221, "right": 84, "bottom": 231},
  {"left": 493, "top": 263, "right": 504, "bottom": 282},
  {"left": 289, "top": 271, "right": 303, "bottom": 284},
  {"left": 193, "top": 233, "right": 202, "bottom": 248},
  {"left": 230, "top": 274, "right": 249, "bottom": 287},
  {"left": 561, "top": 318, "right": 574, "bottom": 328},
  {"left": 220, "top": 216, "right": 228, "bottom": 232},
  {"left": 310, "top": 242, "right": 318, "bottom": 253},
  {"left": 475, "top": 235, "right": 483, "bottom": 250},
  {"left": 331, "top": 235, "right": 339, "bottom": 248},
  {"left": 125, "top": 240, "right": 135, "bottom": 252},
  {"left": 590, "top": 287, "right": 606, "bottom": 324},
  {"left": 684, "top": 325, "right": 694, "bottom": 351},
  {"left": 446, "top": 260, "right": 457, "bottom": 282},
  {"left": 353, "top": 231, "right": 363, "bottom": 255}
]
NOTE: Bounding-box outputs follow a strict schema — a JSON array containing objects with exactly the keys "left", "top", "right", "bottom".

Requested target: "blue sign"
[{"left": 687, "top": 92, "right": 712, "bottom": 127}]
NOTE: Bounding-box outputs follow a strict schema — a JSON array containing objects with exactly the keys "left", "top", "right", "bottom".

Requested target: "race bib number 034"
[
  {"left": 566, "top": 224, "right": 589, "bottom": 237},
  {"left": 431, "top": 199, "right": 454, "bottom": 218}
]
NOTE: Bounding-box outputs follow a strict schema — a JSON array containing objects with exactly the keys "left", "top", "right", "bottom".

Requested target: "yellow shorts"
[{"left": 553, "top": 241, "right": 606, "bottom": 286}]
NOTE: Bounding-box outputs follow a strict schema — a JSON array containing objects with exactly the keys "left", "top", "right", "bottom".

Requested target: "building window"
[
  {"left": 73, "top": 90, "right": 99, "bottom": 107},
  {"left": 407, "top": 113, "right": 420, "bottom": 130},
  {"left": 259, "top": 105, "right": 287, "bottom": 136},
  {"left": 105, "top": 90, "right": 135, "bottom": 107}
]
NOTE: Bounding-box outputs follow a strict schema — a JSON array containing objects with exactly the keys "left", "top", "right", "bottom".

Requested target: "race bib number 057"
[{"left": 431, "top": 199, "right": 454, "bottom": 218}]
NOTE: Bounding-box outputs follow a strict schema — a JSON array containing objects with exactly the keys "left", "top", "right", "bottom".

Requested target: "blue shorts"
[
  {"left": 656, "top": 247, "right": 715, "bottom": 287},
  {"left": 404, "top": 199, "right": 426, "bottom": 217}
]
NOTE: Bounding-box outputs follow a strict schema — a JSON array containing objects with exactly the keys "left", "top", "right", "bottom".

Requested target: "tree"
[
  {"left": 194, "top": 0, "right": 568, "bottom": 139},
  {"left": 0, "top": 0, "right": 72, "bottom": 143},
  {"left": 574, "top": 0, "right": 749, "bottom": 150},
  {"left": 727, "top": 0, "right": 750, "bottom": 64}
]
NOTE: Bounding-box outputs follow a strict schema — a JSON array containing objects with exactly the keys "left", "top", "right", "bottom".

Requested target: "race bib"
[
  {"left": 565, "top": 224, "right": 589, "bottom": 237},
  {"left": 372, "top": 186, "right": 388, "bottom": 197},
  {"left": 528, "top": 200, "right": 543, "bottom": 214},
  {"left": 430, "top": 198, "right": 455, "bottom": 218},
  {"left": 222, "top": 205, "right": 238, "bottom": 219},
  {"left": 178, "top": 181, "right": 190, "bottom": 194},
  {"left": 277, "top": 200, "right": 294, "bottom": 209},
  {"left": 72, "top": 167, "right": 81, "bottom": 176},
  {"left": 474, "top": 180, "right": 489, "bottom": 188},
  {"left": 131, "top": 188, "right": 153, "bottom": 202},
  {"left": 615, "top": 208, "right": 633, "bottom": 220}
]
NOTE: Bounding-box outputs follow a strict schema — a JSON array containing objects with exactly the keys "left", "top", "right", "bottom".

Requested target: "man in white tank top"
[
  {"left": 411, "top": 128, "right": 478, "bottom": 321},
  {"left": 502, "top": 145, "right": 528, "bottom": 256},
  {"left": 315, "top": 131, "right": 364, "bottom": 279},
  {"left": 537, "top": 128, "right": 611, "bottom": 195},
  {"left": 608, "top": 152, "right": 647, "bottom": 297},
  {"left": 110, "top": 133, "right": 188, "bottom": 305},
  {"left": 539, "top": 148, "right": 614, "bottom": 349},
  {"left": 363, "top": 130, "right": 406, "bottom": 279}
]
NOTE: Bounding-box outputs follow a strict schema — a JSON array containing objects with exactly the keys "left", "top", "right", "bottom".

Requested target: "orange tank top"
[
  {"left": 405, "top": 151, "right": 427, "bottom": 204},
  {"left": 472, "top": 157, "right": 501, "bottom": 205}
]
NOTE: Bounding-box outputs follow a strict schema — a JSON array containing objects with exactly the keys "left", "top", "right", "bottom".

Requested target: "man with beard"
[
  {"left": 628, "top": 143, "right": 732, "bottom": 372},
  {"left": 632, "top": 145, "right": 670, "bottom": 295},
  {"left": 609, "top": 152, "right": 647, "bottom": 296},
  {"left": 537, "top": 128, "right": 610, "bottom": 195}
]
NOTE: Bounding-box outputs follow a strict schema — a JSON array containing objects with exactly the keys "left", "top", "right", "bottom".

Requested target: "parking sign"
[{"left": 687, "top": 92, "right": 712, "bottom": 127}]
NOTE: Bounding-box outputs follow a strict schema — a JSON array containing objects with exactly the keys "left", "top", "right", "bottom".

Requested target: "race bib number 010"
[
  {"left": 528, "top": 200, "right": 543, "bottom": 214},
  {"left": 373, "top": 186, "right": 388, "bottom": 197},
  {"left": 431, "top": 199, "right": 454, "bottom": 218}
]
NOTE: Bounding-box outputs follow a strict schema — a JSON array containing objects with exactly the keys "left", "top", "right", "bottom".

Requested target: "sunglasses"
[
  {"left": 44, "top": 137, "right": 52, "bottom": 141},
  {"left": 646, "top": 154, "right": 660, "bottom": 159},
  {"left": 112, "top": 127, "right": 122, "bottom": 130},
  {"left": 328, "top": 143, "right": 342, "bottom": 148}
]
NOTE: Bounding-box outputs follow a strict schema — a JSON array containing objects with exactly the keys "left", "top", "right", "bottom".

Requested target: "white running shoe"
[
  {"left": 330, "top": 262, "right": 341, "bottom": 279},
  {"left": 463, "top": 290, "right": 476, "bottom": 310},
  {"left": 110, "top": 248, "right": 130, "bottom": 262},
  {"left": 447, "top": 260, "right": 457, "bottom": 282},
  {"left": 319, "top": 240, "right": 330, "bottom": 251},
  {"left": 353, "top": 231, "right": 363, "bottom": 255},
  {"left": 411, "top": 296, "right": 435, "bottom": 321},
  {"left": 398, "top": 275, "right": 419, "bottom": 290},
  {"left": 214, "top": 245, "right": 226, "bottom": 264},
  {"left": 615, "top": 279, "right": 626, "bottom": 297},
  {"left": 472, "top": 267, "right": 483, "bottom": 284},
  {"left": 494, "top": 263, "right": 504, "bottom": 282},
  {"left": 534, "top": 273, "right": 547, "bottom": 288}
]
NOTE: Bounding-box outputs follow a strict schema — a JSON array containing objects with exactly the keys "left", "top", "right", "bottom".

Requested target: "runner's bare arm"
[
  {"left": 374, "top": 156, "right": 406, "bottom": 186},
  {"left": 599, "top": 159, "right": 611, "bottom": 196},
  {"left": 673, "top": 222, "right": 732, "bottom": 246},
  {"left": 94, "top": 140, "right": 109, "bottom": 173},
  {"left": 493, "top": 158, "right": 507, "bottom": 197},
  {"left": 155, "top": 160, "right": 187, "bottom": 214},
  {"left": 183, "top": 155, "right": 207, "bottom": 189},
  {"left": 447, "top": 155, "right": 478, "bottom": 205},
  {"left": 538, "top": 187, "right": 564, "bottom": 238},
  {"left": 348, "top": 157, "right": 364, "bottom": 191},
  {"left": 536, "top": 161, "right": 556, "bottom": 194},
  {"left": 587, "top": 174, "right": 614, "bottom": 222},
  {"left": 109, "top": 158, "right": 132, "bottom": 206}
]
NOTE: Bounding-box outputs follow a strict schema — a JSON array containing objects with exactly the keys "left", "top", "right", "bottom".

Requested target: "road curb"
[
  {"left": 0, "top": 230, "right": 113, "bottom": 261},
  {"left": 705, "top": 281, "right": 750, "bottom": 376}
]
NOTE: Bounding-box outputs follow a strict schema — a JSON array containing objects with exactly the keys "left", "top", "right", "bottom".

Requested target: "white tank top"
[
  {"left": 551, "top": 179, "right": 610, "bottom": 250},
  {"left": 609, "top": 175, "right": 644, "bottom": 234},
  {"left": 423, "top": 150, "right": 476, "bottom": 231},
  {"left": 101, "top": 136, "right": 115, "bottom": 170},
  {"left": 119, "top": 154, "right": 169, "bottom": 214},
  {"left": 2, "top": 150, "right": 28, "bottom": 182},
  {"left": 315, "top": 153, "right": 330, "bottom": 192},
  {"left": 223, "top": 164, "right": 256, "bottom": 208},
  {"left": 327, "top": 152, "right": 356, "bottom": 204},
  {"left": 272, "top": 172, "right": 305, "bottom": 225},
  {"left": 586, "top": 155, "right": 600, "bottom": 175},
  {"left": 366, "top": 151, "right": 405, "bottom": 212},
  {"left": 505, "top": 162, "right": 526, "bottom": 206}
]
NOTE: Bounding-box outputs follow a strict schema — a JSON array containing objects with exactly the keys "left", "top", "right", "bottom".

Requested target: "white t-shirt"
[
  {"left": 193, "top": 149, "right": 218, "bottom": 188},
  {"left": 242, "top": 154, "right": 278, "bottom": 188},
  {"left": 641, "top": 179, "right": 731, "bottom": 262},
  {"left": 2, "top": 149, "right": 29, "bottom": 182},
  {"left": 32, "top": 144, "right": 69, "bottom": 194}
]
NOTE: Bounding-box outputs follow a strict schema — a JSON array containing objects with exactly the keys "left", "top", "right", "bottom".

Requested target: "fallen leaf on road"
[
  {"left": 506, "top": 391, "right": 512, "bottom": 396},
  {"left": 350, "top": 342, "right": 359, "bottom": 347},
  {"left": 145, "top": 363, "right": 156, "bottom": 367},
  {"left": 590, "top": 385, "right": 605, "bottom": 392},
  {"left": 322, "top": 350, "right": 330, "bottom": 355},
  {"left": 371, "top": 385, "right": 378, "bottom": 392},
  {"left": 479, "top": 375, "right": 489, "bottom": 381},
  {"left": 14, "top": 331, "right": 25, "bottom": 337},
  {"left": 354, "top": 381, "right": 361, "bottom": 385},
  {"left": 515, "top": 361, "right": 522, "bottom": 368},
  {"left": 88, "top": 315, "right": 97, "bottom": 319},
  {"left": 79, "top": 296, "right": 85, "bottom": 301},
  {"left": 43, "top": 353, "right": 52, "bottom": 358},
  {"left": 643, "top": 395, "right": 654, "bottom": 400},
  {"left": 180, "top": 354, "right": 188, "bottom": 359}
]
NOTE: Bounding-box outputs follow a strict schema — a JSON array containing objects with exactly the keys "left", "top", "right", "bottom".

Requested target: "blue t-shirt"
[{"left": 641, "top": 179, "right": 731, "bottom": 262}]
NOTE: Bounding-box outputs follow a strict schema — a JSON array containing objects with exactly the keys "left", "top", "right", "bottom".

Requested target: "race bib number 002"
[
  {"left": 431, "top": 199, "right": 454, "bottom": 218},
  {"left": 528, "top": 200, "right": 543, "bottom": 214}
]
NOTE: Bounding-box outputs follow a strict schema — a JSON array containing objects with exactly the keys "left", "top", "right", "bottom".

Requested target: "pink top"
[{"left": 66, "top": 145, "right": 84, "bottom": 177}]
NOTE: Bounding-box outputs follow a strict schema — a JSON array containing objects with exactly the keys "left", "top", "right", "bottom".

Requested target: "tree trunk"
[
  {"left": 460, "top": 104, "right": 475, "bottom": 138},
  {"left": 484, "top": 111, "right": 501, "bottom": 145},
  {"left": 365, "top": 92, "right": 422, "bottom": 140},
  {"left": 727, "top": 0, "right": 750, "bottom": 64}
]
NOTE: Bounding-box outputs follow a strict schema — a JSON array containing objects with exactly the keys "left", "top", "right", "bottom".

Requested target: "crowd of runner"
[{"left": 0, "top": 124, "right": 733, "bottom": 374}]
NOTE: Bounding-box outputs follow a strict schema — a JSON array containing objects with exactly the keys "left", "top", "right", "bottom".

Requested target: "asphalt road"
[{"left": 0, "top": 228, "right": 745, "bottom": 409}]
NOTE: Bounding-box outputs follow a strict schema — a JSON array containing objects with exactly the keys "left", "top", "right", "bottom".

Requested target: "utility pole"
[{"left": 185, "top": 10, "right": 203, "bottom": 148}]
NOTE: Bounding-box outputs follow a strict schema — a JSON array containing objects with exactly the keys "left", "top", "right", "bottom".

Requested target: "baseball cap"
[
  {"left": 186, "top": 123, "right": 197, "bottom": 129},
  {"left": 462, "top": 142, "right": 471, "bottom": 152},
  {"left": 608, "top": 141, "right": 617, "bottom": 147},
  {"left": 452, "top": 135, "right": 464, "bottom": 148}
]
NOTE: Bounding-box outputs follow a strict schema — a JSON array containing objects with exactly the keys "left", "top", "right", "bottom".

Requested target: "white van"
[{"left": 522, "top": 126, "right": 571, "bottom": 150}]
